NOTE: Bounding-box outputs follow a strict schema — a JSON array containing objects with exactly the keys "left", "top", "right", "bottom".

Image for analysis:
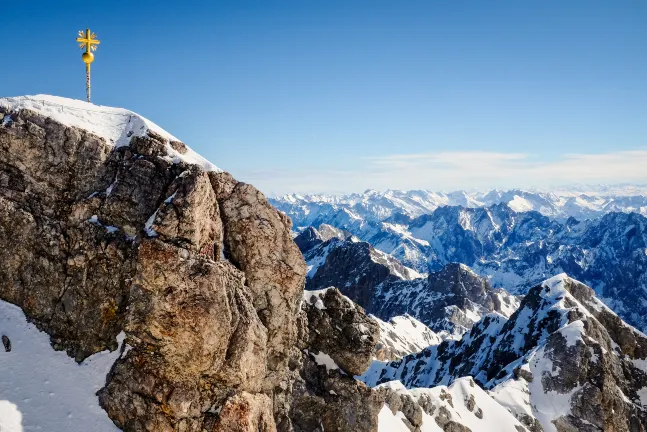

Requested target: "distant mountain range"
[
  {"left": 297, "top": 228, "right": 520, "bottom": 352},
  {"left": 278, "top": 188, "right": 647, "bottom": 335},
  {"left": 272, "top": 186, "right": 647, "bottom": 223}
]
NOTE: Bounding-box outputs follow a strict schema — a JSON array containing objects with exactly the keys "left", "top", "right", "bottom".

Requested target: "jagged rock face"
[
  {"left": 287, "top": 288, "right": 384, "bottom": 432},
  {"left": 362, "top": 275, "right": 647, "bottom": 431},
  {"left": 0, "top": 106, "right": 136, "bottom": 360},
  {"left": 98, "top": 240, "right": 271, "bottom": 431},
  {"left": 302, "top": 288, "right": 379, "bottom": 376},
  {"left": 372, "top": 263, "right": 519, "bottom": 337},
  {"left": 215, "top": 175, "right": 307, "bottom": 382},
  {"left": 288, "top": 358, "right": 383, "bottom": 432},
  {"left": 0, "top": 101, "right": 310, "bottom": 431},
  {"left": 304, "top": 238, "right": 420, "bottom": 311}
]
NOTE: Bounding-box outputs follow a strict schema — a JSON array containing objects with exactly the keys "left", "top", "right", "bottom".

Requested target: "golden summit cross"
[{"left": 76, "top": 29, "right": 100, "bottom": 102}]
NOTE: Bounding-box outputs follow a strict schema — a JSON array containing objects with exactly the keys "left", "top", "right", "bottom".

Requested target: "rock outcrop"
[
  {"left": 373, "top": 263, "right": 520, "bottom": 338},
  {"left": 287, "top": 288, "right": 383, "bottom": 432},
  {"left": 0, "top": 95, "right": 381, "bottom": 431}
]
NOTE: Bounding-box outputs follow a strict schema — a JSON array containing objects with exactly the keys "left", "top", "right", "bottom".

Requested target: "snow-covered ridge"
[
  {"left": 377, "top": 378, "right": 527, "bottom": 432},
  {"left": 0, "top": 95, "right": 221, "bottom": 173},
  {"left": 364, "top": 274, "right": 647, "bottom": 431},
  {"left": 372, "top": 314, "right": 443, "bottom": 360}
]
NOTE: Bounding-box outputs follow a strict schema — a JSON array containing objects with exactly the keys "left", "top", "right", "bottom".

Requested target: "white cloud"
[{"left": 235, "top": 148, "right": 647, "bottom": 196}]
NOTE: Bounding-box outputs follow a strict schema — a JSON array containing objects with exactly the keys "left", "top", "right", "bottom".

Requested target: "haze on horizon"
[{"left": 2, "top": 0, "right": 646, "bottom": 195}]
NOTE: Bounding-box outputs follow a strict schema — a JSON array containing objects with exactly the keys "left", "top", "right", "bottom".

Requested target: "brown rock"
[
  {"left": 301, "top": 288, "right": 379, "bottom": 376},
  {"left": 216, "top": 177, "right": 307, "bottom": 379},
  {"left": 211, "top": 392, "right": 276, "bottom": 432},
  {"left": 0, "top": 103, "right": 384, "bottom": 432}
]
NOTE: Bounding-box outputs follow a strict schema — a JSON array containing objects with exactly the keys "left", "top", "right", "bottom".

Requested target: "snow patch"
[{"left": 0, "top": 299, "right": 122, "bottom": 432}]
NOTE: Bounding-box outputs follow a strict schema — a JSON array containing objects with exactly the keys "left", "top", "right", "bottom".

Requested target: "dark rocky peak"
[
  {"left": 371, "top": 263, "right": 519, "bottom": 339},
  {"left": 564, "top": 215, "right": 580, "bottom": 228},
  {"left": 294, "top": 226, "right": 323, "bottom": 253},
  {"left": 305, "top": 237, "right": 421, "bottom": 313},
  {"left": 295, "top": 224, "right": 353, "bottom": 255},
  {"left": 427, "top": 263, "right": 493, "bottom": 301}
]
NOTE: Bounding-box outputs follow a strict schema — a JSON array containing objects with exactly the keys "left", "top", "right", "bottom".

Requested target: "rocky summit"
[{"left": 0, "top": 95, "right": 383, "bottom": 432}]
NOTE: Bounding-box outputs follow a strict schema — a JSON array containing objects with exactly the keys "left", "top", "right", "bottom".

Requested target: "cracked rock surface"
[{"left": 0, "top": 100, "right": 382, "bottom": 431}]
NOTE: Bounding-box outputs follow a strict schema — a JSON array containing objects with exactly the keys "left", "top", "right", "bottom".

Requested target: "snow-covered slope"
[
  {"left": 362, "top": 274, "right": 647, "bottom": 431},
  {"left": 0, "top": 95, "right": 220, "bottom": 172},
  {"left": 377, "top": 378, "right": 527, "bottom": 432},
  {"left": 372, "top": 315, "right": 443, "bottom": 360},
  {"left": 0, "top": 299, "right": 122, "bottom": 432}
]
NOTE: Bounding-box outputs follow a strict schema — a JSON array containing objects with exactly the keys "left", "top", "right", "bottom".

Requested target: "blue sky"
[{"left": 2, "top": 1, "right": 646, "bottom": 194}]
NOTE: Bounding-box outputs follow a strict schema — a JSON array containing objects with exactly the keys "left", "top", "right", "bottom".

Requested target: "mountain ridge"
[{"left": 361, "top": 274, "right": 647, "bottom": 431}]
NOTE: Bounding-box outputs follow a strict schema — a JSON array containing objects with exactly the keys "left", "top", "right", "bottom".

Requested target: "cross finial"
[{"left": 75, "top": 28, "right": 100, "bottom": 102}]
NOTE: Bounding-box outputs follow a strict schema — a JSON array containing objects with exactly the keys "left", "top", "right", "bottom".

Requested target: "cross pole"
[{"left": 76, "top": 29, "right": 100, "bottom": 102}]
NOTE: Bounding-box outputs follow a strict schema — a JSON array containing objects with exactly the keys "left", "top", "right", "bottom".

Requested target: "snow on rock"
[
  {"left": 363, "top": 274, "right": 647, "bottom": 430},
  {"left": 305, "top": 349, "right": 342, "bottom": 373},
  {"left": 0, "top": 95, "right": 220, "bottom": 172},
  {"left": 303, "top": 288, "right": 334, "bottom": 310},
  {"left": 377, "top": 377, "right": 526, "bottom": 432},
  {"left": 0, "top": 299, "right": 121, "bottom": 432},
  {"left": 372, "top": 314, "right": 443, "bottom": 360}
]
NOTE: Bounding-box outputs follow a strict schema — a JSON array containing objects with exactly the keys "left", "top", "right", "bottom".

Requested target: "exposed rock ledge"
[{"left": 0, "top": 95, "right": 381, "bottom": 431}]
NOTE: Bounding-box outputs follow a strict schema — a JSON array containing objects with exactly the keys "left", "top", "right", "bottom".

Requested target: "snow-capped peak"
[{"left": 0, "top": 95, "right": 221, "bottom": 173}]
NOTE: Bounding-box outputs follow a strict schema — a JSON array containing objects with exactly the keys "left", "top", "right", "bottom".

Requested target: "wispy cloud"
[{"left": 235, "top": 148, "right": 647, "bottom": 196}]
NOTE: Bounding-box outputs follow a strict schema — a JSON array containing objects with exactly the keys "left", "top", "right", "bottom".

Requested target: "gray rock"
[{"left": 2, "top": 335, "right": 10, "bottom": 352}]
